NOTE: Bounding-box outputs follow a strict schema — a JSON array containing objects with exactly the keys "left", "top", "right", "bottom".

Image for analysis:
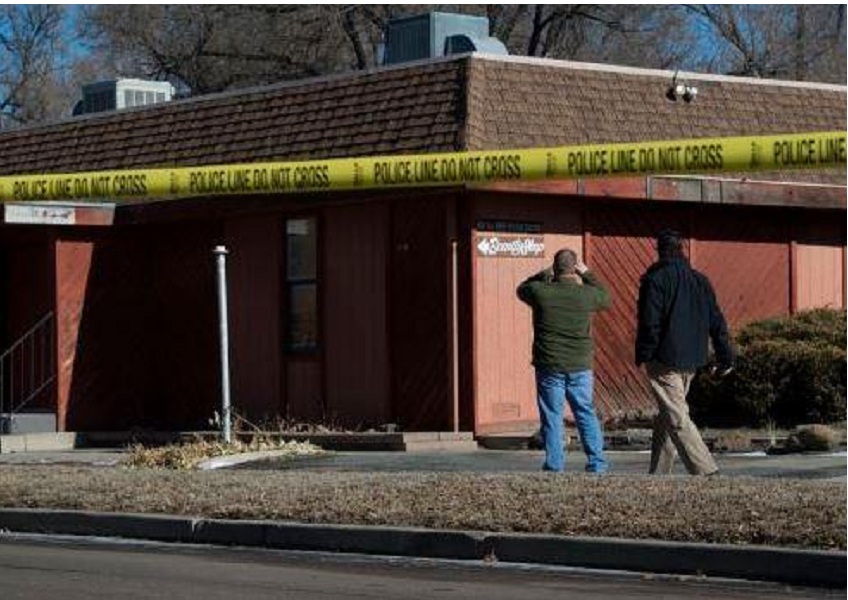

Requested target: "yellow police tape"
[{"left": 0, "top": 131, "right": 844, "bottom": 203}]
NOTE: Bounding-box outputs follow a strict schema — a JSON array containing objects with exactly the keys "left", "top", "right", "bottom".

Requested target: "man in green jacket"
[{"left": 517, "top": 248, "right": 611, "bottom": 473}]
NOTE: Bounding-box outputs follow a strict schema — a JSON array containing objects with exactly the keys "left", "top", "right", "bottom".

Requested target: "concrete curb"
[{"left": 0, "top": 508, "right": 843, "bottom": 588}]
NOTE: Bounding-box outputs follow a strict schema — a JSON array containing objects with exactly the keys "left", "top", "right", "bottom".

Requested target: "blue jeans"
[{"left": 535, "top": 368, "right": 608, "bottom": 473}]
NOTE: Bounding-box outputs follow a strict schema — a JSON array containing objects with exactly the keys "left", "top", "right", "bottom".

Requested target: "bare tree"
[
  {"left": 81, "top": 6, "right": 322, "bottom": 94},
  {"left": 795, "top": 5, "right": 846, "bottom": 83},
  {"left": 6, "top": 3, "right": 842, "bottom": 127},
  {"left": 79, "top": 4, "right": 691, "bottom": 97},
  {"left": 0, "top": 5, "right": 67, "bottom": 128},
  {"left": 479, "top": 5, "right": 688, "bottom": 69},
  {"left": 80, "top": 5, "right": 424, "bottom": 95},
  {"left": 686, "top": 4, "right": 846, "bottom": 83}
]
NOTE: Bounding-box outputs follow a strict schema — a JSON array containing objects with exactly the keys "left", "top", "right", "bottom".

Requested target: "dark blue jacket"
[{"left": 635, "top": 257, "right": 733, "bottom": 370}]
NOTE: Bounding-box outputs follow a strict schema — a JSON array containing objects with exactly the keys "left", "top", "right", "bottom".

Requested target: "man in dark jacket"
[
  {"left": 636, "top": 229, "right": 733, "bottom": 476},
  {"left": 518, "top": 248, "right": 610, "bottom": 473}
]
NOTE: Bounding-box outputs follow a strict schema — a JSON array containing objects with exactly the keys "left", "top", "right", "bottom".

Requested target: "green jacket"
[{"left": 517, "top": 269, "right": 611, "bottom": 373}]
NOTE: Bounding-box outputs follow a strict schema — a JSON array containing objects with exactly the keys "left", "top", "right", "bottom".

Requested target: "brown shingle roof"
[
  {"left": 464, "top": 56, "right": 846, "bottom": 184},
  {"left": 0, "top": 60, "right": 468, "bottom": 175},
  {"left": 0, "top": 54, "right": 844, "bottom": 184}
]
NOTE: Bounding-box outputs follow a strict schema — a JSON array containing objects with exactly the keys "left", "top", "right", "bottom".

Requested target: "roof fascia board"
[{"left": 468, "top": 175, "right": 847, "bottom": 210}]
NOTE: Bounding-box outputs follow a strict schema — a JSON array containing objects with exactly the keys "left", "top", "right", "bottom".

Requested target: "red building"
[{"left": 0, "top": 54, "right": 845, "bottom": 435}]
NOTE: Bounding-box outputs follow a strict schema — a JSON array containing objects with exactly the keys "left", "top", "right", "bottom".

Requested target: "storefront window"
[{"left": 285, "top": 218, "right": 318, "bottom": 352}]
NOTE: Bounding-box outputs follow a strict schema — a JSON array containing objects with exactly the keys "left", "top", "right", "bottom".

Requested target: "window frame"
[{"left": 283, "top": 215, "right": 320, "bottom": 356}]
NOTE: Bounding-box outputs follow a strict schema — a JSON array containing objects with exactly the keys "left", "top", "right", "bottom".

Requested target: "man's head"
[
  {"left": 553, "top": 248, "right": 578, "bottom": 277},
  {"left": 657, "top": 229, "right": 684, "bottom": 260}
]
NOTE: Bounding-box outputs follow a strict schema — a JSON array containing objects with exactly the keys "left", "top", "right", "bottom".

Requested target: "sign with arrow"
[{"left": 475, "top": 235, "right": 545, "bottom": 258}]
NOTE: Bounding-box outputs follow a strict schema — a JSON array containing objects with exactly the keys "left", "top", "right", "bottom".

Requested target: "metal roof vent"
[
  {"left": 443, "top": 33, "right": 507, "bottom": 56},
  {"left": 73, "top": 78, "right": 175, "bottom": 116},
  {"left": 384, "top": 11, "right": 507, "bottom": 65}
]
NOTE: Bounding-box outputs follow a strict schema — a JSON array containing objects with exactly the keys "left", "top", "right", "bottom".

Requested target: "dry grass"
[
  {"left": 122, "top": 439, "right": 324, "bottom": 470},
  {"left": 712, "top": 430, "right": 754, "bottom": 453},
  {"left": 0, "top": 466, "right": 843, "bottom": 550}
]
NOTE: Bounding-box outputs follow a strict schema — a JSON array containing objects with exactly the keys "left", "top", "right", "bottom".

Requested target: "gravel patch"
[{"left": 0, "top": 466, "right": 843, "bottom": 550}]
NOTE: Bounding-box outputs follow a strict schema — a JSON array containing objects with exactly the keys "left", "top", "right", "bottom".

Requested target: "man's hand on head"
[{"left": 575, "top": 260, "right": 589, "bottom": 275}]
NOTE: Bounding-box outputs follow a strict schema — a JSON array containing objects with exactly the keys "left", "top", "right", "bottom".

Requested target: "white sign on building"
[
  {"left": 475, "top": 235, "right": 545, "bottom": 258},
  {"left": 4, "top": 203, "right": 76, "bottom": 225}
]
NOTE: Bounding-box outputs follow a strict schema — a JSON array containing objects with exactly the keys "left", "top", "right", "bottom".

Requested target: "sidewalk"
[{"left": 0, "top": 443, "right": 844, "bottom": 480}]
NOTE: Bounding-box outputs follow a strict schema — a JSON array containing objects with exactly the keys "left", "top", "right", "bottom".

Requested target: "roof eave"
[{"left": 468, "top": 175, "right": 847, "bottom": 210}]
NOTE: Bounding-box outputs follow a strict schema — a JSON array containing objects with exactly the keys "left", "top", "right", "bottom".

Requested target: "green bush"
[
  {"left": 690, "top": 309, "right": 846, "bottom": 428},
  {"left": 736, "top": 308, "right": 846, "bottom": 348}
]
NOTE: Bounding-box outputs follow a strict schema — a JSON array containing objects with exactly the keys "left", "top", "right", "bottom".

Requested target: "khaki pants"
[{"left": 646, "top": 361, "right": 718, "bottom": 476}]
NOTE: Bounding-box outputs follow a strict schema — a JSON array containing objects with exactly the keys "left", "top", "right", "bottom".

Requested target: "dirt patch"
[{"left": 0, "top": 466, "right": 843, "bottom": 550}]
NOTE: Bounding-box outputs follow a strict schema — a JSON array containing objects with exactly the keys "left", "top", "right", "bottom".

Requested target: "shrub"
[
  {"left": 737, "top": 308, "right": 846, "bottom": 348},
  {"left": 785, "top": 424, "right": 840, "bottom": 452},
  {"left": 712, "top": 429, "right": 754, "bottom": 453},
  {"left": 690, "top": 309, "right": 846, "bottom": 428},
  {"left": 122, "top": 438, "right": 324, "bottom": 470}
]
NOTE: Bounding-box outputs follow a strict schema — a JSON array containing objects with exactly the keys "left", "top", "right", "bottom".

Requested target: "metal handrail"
[{"left": 0, "top": 311, "right": 56, "bottom": 421}]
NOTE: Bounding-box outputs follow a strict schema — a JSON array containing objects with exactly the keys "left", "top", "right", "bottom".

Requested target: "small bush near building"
[
  {"left": 123, "top": 439, "right": 324, "bottom": 470},
  {"left": 785, "top": 424, "right": 840, "bottom": 452},
  {"left": 711, "top": 429, "right": 754, "bottom": 453},
  {"left": 690, "top": 309, "right": 846, "bottom": 428}
]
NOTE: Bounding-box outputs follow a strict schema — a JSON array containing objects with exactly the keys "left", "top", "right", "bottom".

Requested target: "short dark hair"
[
  {"left": 553, "top": 248, "right": 577, "bottom": 275},
  {"left": 657, "top": 229, "right": 684, "bottom": 259}
]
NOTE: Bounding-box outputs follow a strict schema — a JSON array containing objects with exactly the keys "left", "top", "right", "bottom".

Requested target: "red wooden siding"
[
  {"left": 795, "top": 244, "right": 844, "bottom": 310},
  {"left": 135, "top": 226, "right": 220, "bottom": 429},
  {"left": 226, "top": 216, "right": 283, "bottom": 421},
  {"left": 62, "top": 225, "right": 219, "bottom": 431},
  {"left": 55, "top": 240, "right": 93, "bottom": 431},
  {"left": 585, "top": 202, "right": 691, "bottom": 421},
  {"left": 389, "top": 194, "right": 452, "bottom": 430},
  {"left": 471, "top": 193, "right": 583, "bottom": 433},
  {"left": 692, "top": 207, "right": 790, "bottom": 328},
  {"left": 2, "top": 231, "right": 53, "bottom": 343},
  {"left": 475, "top": 243, "right": 539, "bottom": 429},
  {"left": 791, "top": 212, "right": 846, "bottom": 311},
  {"left": 285, "top": 359, "right": 323, "bottom": 423},
  {"left": 13, "top": 191, "right": 842, "bottom": 435},
  {"left": 60, "top": 233, "right": 146, "bottom": 431},
  {"left": 0, "top": 231, "right": 55, "bottom": 413},
  {"left": 324, "top": 201, "right": 391, "bottom": 427}
]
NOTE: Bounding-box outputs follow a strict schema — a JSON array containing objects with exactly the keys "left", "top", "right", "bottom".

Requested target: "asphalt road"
[{"left": 0, "top": 536, "right": 840, "bottom": 600}]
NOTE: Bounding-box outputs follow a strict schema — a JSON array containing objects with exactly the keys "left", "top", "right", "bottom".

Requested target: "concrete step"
[
  {"left": 0, "top": 432, "right": 77, "bottom": 454},
  {"left": 400, "top": 432, "right": 478, "bottom": 452}
]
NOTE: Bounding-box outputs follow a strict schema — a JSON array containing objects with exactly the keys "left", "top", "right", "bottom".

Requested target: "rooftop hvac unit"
[
  {"left": 74, "top": 79, "right": 175, "bottom": 115},
  {"left": 384, "top": 11, "right": 508, "bottom": 65}
]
